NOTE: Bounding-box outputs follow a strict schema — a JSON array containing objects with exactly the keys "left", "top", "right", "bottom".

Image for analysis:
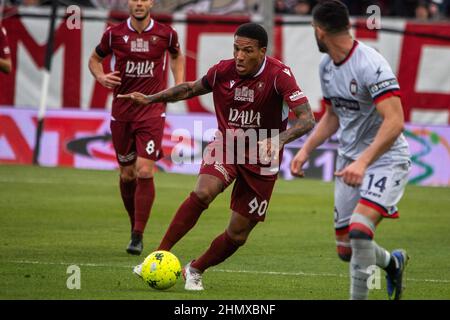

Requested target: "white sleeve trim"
[{"left": 274, "top": 75, "right": 279, "bottom": 95}]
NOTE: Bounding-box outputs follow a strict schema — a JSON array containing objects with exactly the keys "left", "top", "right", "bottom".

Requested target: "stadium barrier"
[{"left": 1, "top": 107, "right": 449, "bottom": 187}]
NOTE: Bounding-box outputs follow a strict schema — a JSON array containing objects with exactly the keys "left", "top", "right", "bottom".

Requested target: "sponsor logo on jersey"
[
  {"left": 350, "top": 79, "right": 358, "bottom": 95},
  {"left": 289, "top": 90, "right": 305, "bottom": 102},
  {"left": 369, "top": 78, "right": 398, "bottom": 95},
  {"left": 228, "top": 108, "right": 261, "bottom": 127},
  {"left": 234, "top": 86, "right": 254, "bottom": 102},
  {"left": 125, "top": 60, "right": 154, "bottom": 77},
  {"left": 131, "top": 38, "right": 149, "bottom": 52},
  {"left": 330, "top": 97, "right": 360, "bottom": 111},
  {"left": 123, "top": 35, "right": 129, "bottom": 43},
  {"left": 230, "top": 80, "right": 236, "bottom": 89}
]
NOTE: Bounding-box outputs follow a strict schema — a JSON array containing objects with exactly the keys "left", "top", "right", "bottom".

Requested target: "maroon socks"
[
  {"left": 158, "top": 192, "right": 209, "bottom": 251},
  {"left": 119, "top": 179, "right": 137, "bottom": 231},
  {"left": 133, "top": 177, "right": 155, "bottom": 235},
  {"left": 191, "top": 231, "right": 242, "bottom": 273}
]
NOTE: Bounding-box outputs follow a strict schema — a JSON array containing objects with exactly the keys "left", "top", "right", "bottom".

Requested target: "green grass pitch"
[{"left": 0, "top": 164, "right": 449, "bottom": 300}]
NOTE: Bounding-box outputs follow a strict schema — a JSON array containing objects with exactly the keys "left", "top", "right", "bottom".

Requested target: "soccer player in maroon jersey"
[
  {"left": 0, "top": 25, "right": 12, "bottom": 74},
  {"left": 119, "top": 23, "right": 315, "bottom": 290},
  {"left": 88, "top": 0, "right": 185, "bottom": 255}
]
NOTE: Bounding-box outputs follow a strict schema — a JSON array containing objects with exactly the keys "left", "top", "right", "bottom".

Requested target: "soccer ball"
[{"left": 140, "top": 250, "right": 182, "bottom": 290}]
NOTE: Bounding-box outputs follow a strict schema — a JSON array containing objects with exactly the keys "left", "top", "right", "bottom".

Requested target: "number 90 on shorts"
[{"left": 248, "top": 197, "right": 268, "bottom": 216}]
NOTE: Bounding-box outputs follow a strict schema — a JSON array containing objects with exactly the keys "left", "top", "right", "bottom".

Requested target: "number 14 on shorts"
[
  {"left": 361, "top": 173, "right": 388, "bottom": 199},
  {"left": 367, "top": 174, "right": 387, "bottom": 193}
]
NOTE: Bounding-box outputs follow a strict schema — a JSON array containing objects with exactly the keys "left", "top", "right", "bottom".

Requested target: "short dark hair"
[
  {"left": 234, "top": 23, "right": 268, "bottom": 48},
  {"left": 312, "top": 0, "right": 350, "bottom": 34}
]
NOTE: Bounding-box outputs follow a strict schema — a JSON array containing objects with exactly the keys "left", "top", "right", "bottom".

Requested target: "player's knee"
[
  {"left": 226, "top": 231, "right": 247, "bottom": 247},
  {"left": 136, "top": 166, "right": 153, "bottom": 179},
  {"left": 348, "top": 213, "right": 375, "bottom": 241},
  {"left": 120, "top": 169, "right": 137, "bottom": 182},
  {"left": 338, "top": 252, "right": 352, "bottom": 262},
  {"left": 226, "top": 224, "right": 253, "bottom": 247},
  {"left": 193, "top": 188, "right": 216, "bottom": 205}
]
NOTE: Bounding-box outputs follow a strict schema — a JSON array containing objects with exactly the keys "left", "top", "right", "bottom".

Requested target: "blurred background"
[
  {"left": 5, "top": 0, "right": 450, "bottom": 18},
  {"left": 1, "top": 0, "right": 449, "bottom": 187}
]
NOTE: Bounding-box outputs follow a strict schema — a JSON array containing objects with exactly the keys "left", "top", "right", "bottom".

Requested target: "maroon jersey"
[
  {"left": 96, "top": 18, "right": 180, "bottom": 121},
  {"left": 0, "top": 26, "right": 11, "bottom": 59},
  {"left": 202, "top": 56, "right": 308, "bottom": 174}
]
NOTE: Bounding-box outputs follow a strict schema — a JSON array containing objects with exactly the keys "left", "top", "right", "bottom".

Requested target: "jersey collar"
[
  {"left": 253, "top": 56, "right": 267, "bottom": 78},
  {"left": 334, "top": 40, "right": 358, "bottom": 67},
  {"left": 127, "top": 17, "right": 154, "bottom": 33}
]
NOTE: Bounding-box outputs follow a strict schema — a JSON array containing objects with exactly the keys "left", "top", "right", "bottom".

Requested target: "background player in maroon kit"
[
  {"left": 0, "top": 25, "right": 12, "bottom": 74},
  {"left": 88, "top": 0, "right": 185, "bottom": 255},
  {"left": 119, "top": 23, "right": 315, "bottom": 290}
]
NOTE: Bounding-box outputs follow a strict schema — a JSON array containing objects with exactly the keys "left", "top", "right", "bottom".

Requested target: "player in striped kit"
[{"left": 291, "top": 0, "right": 411, "bottom": 300}]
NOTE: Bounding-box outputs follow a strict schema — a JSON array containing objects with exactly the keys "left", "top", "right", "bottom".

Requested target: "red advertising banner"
[
  {"left": 1, "top": 108, "right": 449, "bottom": 187},
  {"left": 0, "top": 9, "right": 449, "bottom": 123}
]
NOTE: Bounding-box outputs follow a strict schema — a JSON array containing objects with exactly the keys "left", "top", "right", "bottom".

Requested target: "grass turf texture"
[{"left": 0, "top": 164, "right": 449, "bottom": 300}]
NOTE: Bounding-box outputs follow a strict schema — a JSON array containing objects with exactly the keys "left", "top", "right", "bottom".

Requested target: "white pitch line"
[
  {"left": 0, "top": 177, "right": 187, "bottom": 190},
  {"left": 214, "top": 268, "right": 347, "bottom": 278},
  {"left": 214, "top": 268, "right": 450, "bottom": 284},
  {"left": 0, "top": 178, "right": 111, "bottom": 186},
  {"left": 4, "top": 259, "right": 450, "bottom": 284}
]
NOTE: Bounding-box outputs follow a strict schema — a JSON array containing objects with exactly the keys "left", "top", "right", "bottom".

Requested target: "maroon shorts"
[
  {"left": 199, "top": 160, "right": 277, "bottom": 222},
  {"left": 110, "top": 117, "right": 165, "bottom": 166}
]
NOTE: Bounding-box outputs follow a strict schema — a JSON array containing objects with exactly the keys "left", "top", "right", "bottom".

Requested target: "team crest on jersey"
[
  {"left": 350, "top": 79, "right": 358, "bottom": 95},
  {"left": 150, "top": 35, "right": 159, "bottom": 44},
  {"left": 131, "top": 38, "right": 149, "bottom": 52},
  {"left": 234, "top": 86, "right": 254, "bottom": 102}
]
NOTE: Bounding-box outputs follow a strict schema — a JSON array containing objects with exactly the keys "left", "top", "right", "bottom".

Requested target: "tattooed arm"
[
  {"left": 279, "top": 102, "right": 316, "bottom": 146},
  {"left": 259, "top": 102, "right": 315, "bottom": 161},
  {"left": 291, "top": 102, "right": 338, "bottom": 177},
  {"left": 117, "top": 78, "right": 211, "bottom": 104}
]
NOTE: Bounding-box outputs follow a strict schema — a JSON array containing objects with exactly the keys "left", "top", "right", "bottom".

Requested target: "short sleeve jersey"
[
  {"left": 319, "top": 40, "right": 410, "bottom": 163},
  {"left": 96, "top": 18, "right": 180, "bottom": 121},
  {"left": 202, "top": 56, "right": 309, "bottom": 173}
]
